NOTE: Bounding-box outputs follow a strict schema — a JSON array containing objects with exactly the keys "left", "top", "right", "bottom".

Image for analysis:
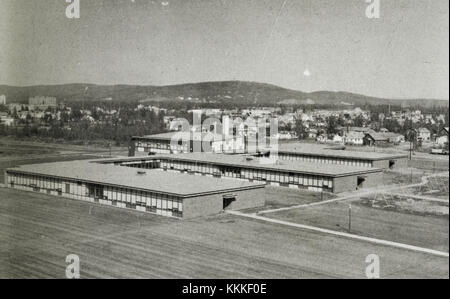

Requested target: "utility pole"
[
  {"left": 348, "top": 204, "right": 352, "bottom": 233},
  {"left": 409, "top": 138, "right": 412, "bottom": 160}
]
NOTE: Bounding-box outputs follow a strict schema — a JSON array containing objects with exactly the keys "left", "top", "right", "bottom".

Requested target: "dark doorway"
[
  {"left": 389, "top": 160, "right": 396, "bottom": 169},
  {"left": 357, "top": 176, "right": 366, "bottom": 189},
  {"left": 223, "top": 195, "right": 236, "bottom": 210}
]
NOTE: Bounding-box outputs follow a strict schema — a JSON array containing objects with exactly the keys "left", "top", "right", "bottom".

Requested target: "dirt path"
[
  {"left": 226, "top": 210, "right": 449, "bottom": 258},
  {"left": 258, "top": 171, "right": 449, "bottom": 215}
]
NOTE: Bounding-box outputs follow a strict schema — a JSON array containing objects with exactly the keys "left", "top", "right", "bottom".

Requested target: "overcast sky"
[{"left": 0, "top": 0, "right": 448, "bottom": 99}]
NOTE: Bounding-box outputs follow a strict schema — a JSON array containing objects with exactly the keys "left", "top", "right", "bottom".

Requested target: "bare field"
[
  {"left": 406, "top": 176, "right": 450, "bottom": 200},
  {"left": 241, "top": 186, "right": 336, "bottom": 213},
  {"left": 0, "top": 138, "right": 127, "bottom": 183},
  {"left": 382, "top": 170, "right": 424, "bottom": 186},
  {"left": 408, "top": 156, "right": 449, "bottom": 172},
  {"left": 265, "top": 198, "right": 449, "bottom": 253},
  {"left": 0, "top": 188, "right": 448, "bottom": 279},
  {"left": 359, "top": 194, "right": 448, "bottom": 217}
]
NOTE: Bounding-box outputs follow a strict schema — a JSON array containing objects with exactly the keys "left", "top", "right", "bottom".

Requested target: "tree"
[
  {"left": 294, "top": 119, "right": 307, "bottom": 140},
  {"left": 326, "top": 116, "right": 339, "bottom": 136},
  {"left": 354, "top": 115, "right": 365, "bottom": 127}
]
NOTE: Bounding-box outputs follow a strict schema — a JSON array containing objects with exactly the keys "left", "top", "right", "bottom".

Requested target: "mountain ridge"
[{"left": 0, "top": 81, "right": 448, "bottom": 107}]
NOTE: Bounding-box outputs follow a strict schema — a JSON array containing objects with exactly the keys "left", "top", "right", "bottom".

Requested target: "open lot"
[
  {"left": 0, "top": 137, "right": 127, "bottom": 183},
  {"left": 0, "top": 188, "right": 448, "bottom": 279},
  {"left": 241, "top": 186, "right": 336, "bottom": 213},
  {"left": 0, "top": 138, "right": 448, "bottom": 278},
  {"left": 265, "top": 196, "right": 449, "bottom": 253},
  {"left": 359, "top": 193, "right": 448, "bottom": 216},
  {"left": 405, "top": 176, "right": 450, "bottom": 200}
]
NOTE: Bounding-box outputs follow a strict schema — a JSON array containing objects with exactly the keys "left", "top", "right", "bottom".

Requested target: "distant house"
[
  {"left": 338, "top": 126, "right": 375, "bottom": 135},
  {"left": 415, "top": 128, "right": 431, "bottom": 142},
  {"left": 436, "top": 127, "right": 449, "bottom": 146},
  {"left": 169, "top": 118, "right": 189, "bottom": 131},
  {"left": 0, "top": 115, "right": 14, "bottom": 126},
  {"left": 363, "top": 133, "right": 405, "bottom": 146},
  {"left": 316, "top": 134, "right": 327, "bottom": 143},
  {"left": 308, "top": 129, "right": 318, "bottom": 139},
  {"left": 131, "top": 132, "right": 245, "bottom": 155},
  {"left": 344, "top": 131, "right": 365, "bottom": 146},
  {"left": 332, "top": 135, "right": 344, "bottom": 144},
  {"left": 29, "top": 96, "right": 57, "bottom": 111}
]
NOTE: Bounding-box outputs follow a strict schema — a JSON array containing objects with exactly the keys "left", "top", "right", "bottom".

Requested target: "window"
[
  {"left": 162, "top": 196, "right": 168, "bottom": 210},
  {"left": 156, "top": 194, "right": 162, "bottom": 209},
  {"left": 172, "top": 199, "right": 179, "bottom": 211}
]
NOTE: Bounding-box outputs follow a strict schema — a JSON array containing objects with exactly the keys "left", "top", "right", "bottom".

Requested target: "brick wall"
[{"left": 182, "top": 188, "right": 265, "bottom": 219}]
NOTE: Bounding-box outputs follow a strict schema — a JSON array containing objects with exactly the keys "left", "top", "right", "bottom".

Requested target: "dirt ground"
[
  {"left": 0, "top": 188, "right": 448, "bottom": 279},
  {"left": 265, "top": 197, "right": 449, "bottom": 253}
]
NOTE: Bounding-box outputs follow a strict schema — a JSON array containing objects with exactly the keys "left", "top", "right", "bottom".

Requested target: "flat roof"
[
  {"left": 133, "top": 132, "right": 232, "bottom": 142},
  {"left": 6, "top": 161, "right": 265, "bottom": 198},
  {"left": 97, "top": 153, "right": 383, "bottom": 177},
  {"left": 275, "top": 143, "right": 408, "bottom": 161}
]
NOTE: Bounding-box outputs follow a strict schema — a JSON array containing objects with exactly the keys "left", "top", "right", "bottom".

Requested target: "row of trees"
[{"left": 0, "top": 106, "right": 167, "bottom": 146}]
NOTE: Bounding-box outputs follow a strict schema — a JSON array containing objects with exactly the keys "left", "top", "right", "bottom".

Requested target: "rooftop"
[
  {"left": 275, "top": 143, "right": 407, "bottom": 160},
  {"left": 7, "top": 161, "right": 265, "bottom": 198},
  {"left": 134, "top": 132, "right": 233, "bottom": 142},
  {"left": 364, "top": 132, "right": 405, "bottom": 142},
  {"left": 97, "top": 153, "right": 383, "bottom": 177}
]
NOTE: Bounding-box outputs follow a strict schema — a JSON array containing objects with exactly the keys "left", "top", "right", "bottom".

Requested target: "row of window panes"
[
  {"left": 136, "top": 140, "right": 171, "bottom": 150},
  {"left": 8, "top": 172, "right": 63, "bottom": 190},
  {"left": 160, "top": 160, "right": 219, "bottom": 175},
  {"left": 279, "top": 154, "right": 372, "bottom": 167},
  {"left": 8, "top": 172, "right": 183, "bottom": 212},
  {"left": 143, "top": 160, "right": 333, "bottom": 188}
]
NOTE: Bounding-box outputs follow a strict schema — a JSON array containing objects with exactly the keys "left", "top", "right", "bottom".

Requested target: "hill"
[{"left": 0, "top": 81, "right": 448, "bottom": 108}]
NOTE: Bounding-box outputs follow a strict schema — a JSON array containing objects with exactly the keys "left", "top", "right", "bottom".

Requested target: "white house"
[
  {"left": 436, "top": 127, "right": 449, "bottom": 146},
  {"left": 416, "top": 128, "right": 431, "bottom": 142},
  {"left": 0, "top": 116, "right": 14, "bottom": 126},
  {"left": 332, "top": 135, "right": 345, "bottom": 144},
  {"left": 344, "top": 131, "right": 365, "bottom": 146}
]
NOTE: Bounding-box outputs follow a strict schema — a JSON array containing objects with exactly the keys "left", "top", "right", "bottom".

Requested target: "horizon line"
[{"left": 0, "top": 80, "right": 449, "bottom": 102}]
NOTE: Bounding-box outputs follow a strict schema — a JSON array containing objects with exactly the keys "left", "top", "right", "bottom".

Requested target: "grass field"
[
  {"left": 0, "top": 188, "right": 448, "bottom": 279},
  {"left": 405, "top": 176, "right": 450, "bottom": 200},
  {"left": 241, "top": 186, "right": 336, "bottom": 213},
  {"left": 265, "top": 197, "right": 449, "bottom": 253},
  {"left": 359, "top": 193, "right": 448, "bottom": 217}
]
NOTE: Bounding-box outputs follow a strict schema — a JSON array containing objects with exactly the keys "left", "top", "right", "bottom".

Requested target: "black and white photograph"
[{"left": 0, "top": 0, "right": 448, "bottom": 283}]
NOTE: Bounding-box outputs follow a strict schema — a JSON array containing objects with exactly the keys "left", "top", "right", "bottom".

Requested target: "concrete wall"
[
  {"left": 332, "top": 171, "right": 383, "bottom": 193},
  {"left": 332, "top": 176, "right": 358, "bottom": 193},
  {"left": 360, "top": 172, "right": 383, "bottom": 189},
  {"left": 182, "top": 188, "right": 265, "bottom": 219},
  {"left": 372, "top": 157, "right": 408, "bottom": 170}
]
